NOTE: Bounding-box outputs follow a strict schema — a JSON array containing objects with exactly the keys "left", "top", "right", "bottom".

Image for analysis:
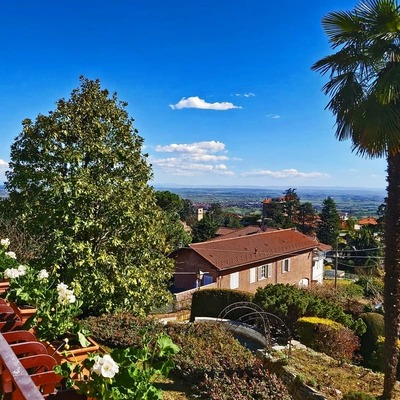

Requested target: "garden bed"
[{"left": 270, "top": 347, "right": 400, "bottom": 399}]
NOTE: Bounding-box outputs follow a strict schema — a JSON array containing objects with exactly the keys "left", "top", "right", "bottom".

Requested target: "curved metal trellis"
[{"left": 217, "top": 302, "right": 292, "bottom": 354}]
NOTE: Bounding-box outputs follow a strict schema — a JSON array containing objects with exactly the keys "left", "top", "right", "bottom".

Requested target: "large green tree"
[
  {"left": 317, "top": 197, "right": 340, "bottom": 247},
  {"left": 155, "top": 190, "right": 191, "bottom": 250},
  {"left": 296, "top": 202, "right": 317, "bottom": 235},
  {"left": 5, "top": 77, "right": 174, "bottom": 316},
  {"left": 312, "top": 1, "right": 400, "bottom": 397}
]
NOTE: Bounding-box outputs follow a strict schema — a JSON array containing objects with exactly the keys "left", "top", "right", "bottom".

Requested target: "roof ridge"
[{"left": 190, "top": 228, "right": 303, "bottom": 248}]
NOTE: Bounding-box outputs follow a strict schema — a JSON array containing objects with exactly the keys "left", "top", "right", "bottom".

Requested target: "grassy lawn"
[{"left": 278, "top": 347, "right": 400, "bottom": 400}]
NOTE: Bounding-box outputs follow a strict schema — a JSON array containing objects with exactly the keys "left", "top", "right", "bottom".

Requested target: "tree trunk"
[{"left": 383, "top": 152, "right": 400, "bottom": 399}]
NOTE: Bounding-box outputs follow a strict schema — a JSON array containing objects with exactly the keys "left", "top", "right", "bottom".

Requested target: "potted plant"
[
  {"left": 27, "top": 282, "right": 97, "bottom": 363},
  {"left": 55, "top": 333, "right": 179, "bottom": 400},
  {"left": 0, "top": 237, "right": 19, "bottom": 293},
  {"left": 3, "top": 265, "right": 50, "bottom": 323}
]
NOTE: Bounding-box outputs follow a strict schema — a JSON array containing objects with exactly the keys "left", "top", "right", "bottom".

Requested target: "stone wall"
[{"left": 173, "top": 283, "right": 217, "bottom": 311}]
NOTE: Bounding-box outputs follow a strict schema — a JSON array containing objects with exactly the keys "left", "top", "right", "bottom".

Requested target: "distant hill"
[
  {"left": 155, "top": 186, "right": 385, "bottom": 219},
  {"left": 0, "top": 184, "right": 386, "bottom": 218}
]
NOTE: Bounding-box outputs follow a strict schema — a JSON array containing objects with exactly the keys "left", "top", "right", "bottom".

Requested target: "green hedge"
[
  {"left": 253, "top": 284, "right": 365, "bottom": 335},
  {"left": 296, "top": 316, "right": 360, "bottom": 363},
  {"left": 296, "top": 317, "right": 342, "bottom": 348},
  {"left": 190, "top": 289, "right": 254, "bottom": 322},
  {"left": 359, "top": 312, "right": 384, "bottom": 369}
]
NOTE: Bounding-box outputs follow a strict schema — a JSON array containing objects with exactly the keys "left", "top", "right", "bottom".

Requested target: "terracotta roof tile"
[
  {"left": 358, "top": 217, "right": 378, "bottom": 225},
  {"left": 190, "top": 229, "right": 317, "bottom": 271}
]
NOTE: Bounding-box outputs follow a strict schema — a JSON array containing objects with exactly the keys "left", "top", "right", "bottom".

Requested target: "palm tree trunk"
[{"left": 383, "top": 152, "right": 400, "bottom": 399}]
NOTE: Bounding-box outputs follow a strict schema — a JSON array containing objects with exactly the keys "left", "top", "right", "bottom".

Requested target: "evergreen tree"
[
  {"left": 5, "top": 77, "right": 174, "bottom": 315},
  {"left": 296, "top": 202, "right": 317, "bottom": 235},
  {"left": 192, "top": 214, "right": 219, "bottom": 243},
  {"left": 317, "top": 197, "right": 340, "bottom": 247}
]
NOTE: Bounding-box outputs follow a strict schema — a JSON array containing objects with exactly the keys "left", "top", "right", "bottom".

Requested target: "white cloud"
[
  {"left": 235, "top": 93, "right": 255, "bottom": 98},
  {"left": 156, "top": 140, "right": 225, "bottom": 154},
  {"left": 151, "top": 140, "right": 234, "bottom": 177},
  {"left": 241, "top": 168, "right": 329, "bottom": 179},
  {"left": 169, "top": 96, "right": 241, "bottom": 110},
  {"left": 0, "top": 159, "right": 8, "bottom": 167},
  {"left": 267, "top": 114, "right": 281, "bottom": 119},
  {"left": 189, "top": 154, "right": 229, "bottom": 162}
]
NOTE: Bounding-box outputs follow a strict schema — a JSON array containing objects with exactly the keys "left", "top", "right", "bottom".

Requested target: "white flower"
[
  {"left": 92, "top": 354, "right": 119, "bottom": 378},
  {"left": 5, "top": 251, "right": 16, "bottom": 259},
  {"left": 17, "top": 265, "right": 27, "bottom": 276},
  {"left": 57, "top": 283, "right": 76, "bottom": 305},
  {"left": 4, "top": 268, "right": 19, "bottom": 279},
  {"left": 57, "top": 283, "right": 68, "bottom": 292},
  {"left": 1, "top": 238, "right": 10, "bottom": 248},
  {"left": 38, "top": 269, "right": 49, "bottom": 280},
  {"left": 92, "top": 355, "right": 103, "bottom": 375}
]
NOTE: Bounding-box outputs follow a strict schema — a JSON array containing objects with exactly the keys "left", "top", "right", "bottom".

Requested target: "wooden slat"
[{"left": 0, "top": 333, "right": 43, "bottom": 399}]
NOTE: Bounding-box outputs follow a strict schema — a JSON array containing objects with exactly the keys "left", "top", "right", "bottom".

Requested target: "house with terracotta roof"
[
  {"left": 172, "top": 229, "right": 324, "bottom": 292},
  {"left": 213, "top": 225, "right": 277, "bottom": 241}
]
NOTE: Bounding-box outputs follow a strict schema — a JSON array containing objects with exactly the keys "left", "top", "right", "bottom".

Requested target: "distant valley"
[
  {"left": 1, "top": 185, "right": 386, "bottom": 219},
  {"left": 157, "top": 186, "right": 386, "bottom": 219}
]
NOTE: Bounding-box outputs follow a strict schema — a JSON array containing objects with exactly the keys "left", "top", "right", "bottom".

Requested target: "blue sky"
[{"left": 0, "top": 0, "right": 387, "bottom": 189}]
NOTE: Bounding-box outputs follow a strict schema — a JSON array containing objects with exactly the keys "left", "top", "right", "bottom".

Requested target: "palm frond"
[
  {"left": 373, "top": 61, "right": 400, "bottom": 102},
  {"left": 351, "top": 97, "right": 400, "bottom": 157},
  {"left": 322, "top": 10, "right": 366, "bottom": 47}
]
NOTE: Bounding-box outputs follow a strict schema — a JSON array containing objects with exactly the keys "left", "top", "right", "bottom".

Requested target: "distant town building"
[{"left": 196, "top": 208, "right": 204, "bottom": 221}]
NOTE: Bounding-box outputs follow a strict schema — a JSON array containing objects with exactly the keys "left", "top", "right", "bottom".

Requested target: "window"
[
  {"left": 282, "top": 259, "right": 290, "bottom": 273},
  {"left": 249, "top": 267, "right": 256, "bottom": 283},
  {"left": 230, "top": 272, "right": 239, "bottom": 289},
  {"left": 258, "top": 264, "right": 272, "bottom": 280},
  {"left": 267, "top": 263, "right": 272, "bottom": 278}
]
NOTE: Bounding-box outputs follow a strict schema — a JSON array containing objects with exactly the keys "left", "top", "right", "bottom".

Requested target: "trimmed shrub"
[
  {"left": 82, "top": 313, "right": 164, "bottom": 348},
  {"left": 359, "top": 312, "right": 384, "bottom": 369},
  {"left": 296, "top": 316, "right": 360, "bottom": 363},
  {"left": 165, "top": 322, "right": 254, "bottom": 383},
  {"left": 296, "top": 317, "right": 341, "bottom": 348},
  {"left": 165, "top": 322, "right": 290, "bottom": 399},
  {"left": 190, "top": 289, "right": 254, "bottom": 321},
  {"left": 370, "top": 336, "right": 400, "bottom": 378},
  {"left": 253, "top": 284, "right": 360, "bottom": 335}
]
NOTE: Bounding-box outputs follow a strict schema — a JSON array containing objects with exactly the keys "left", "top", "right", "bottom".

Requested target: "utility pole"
[{"left": 334, "top": 237, "right": 338, "bottom": 293}]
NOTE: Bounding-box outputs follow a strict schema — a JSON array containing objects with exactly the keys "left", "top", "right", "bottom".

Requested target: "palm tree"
[{"left": 312, "top": 1, "right": 400, "bottom": 398}]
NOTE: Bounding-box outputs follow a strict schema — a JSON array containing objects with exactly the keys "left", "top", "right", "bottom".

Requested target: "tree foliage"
[
  {"left": 317, "top": 197, "right": 340, "bottom": 247},
  {"left": 155, "top": 190, "right": 191, "bottom": 250},
  {"left": 312, "top": 1, "right": 400, "bottom": 396},
  {"left": 296, "top": 202, "right": 317, "bottom": 235},
  {"left": 192, "top": 214, "right": 219, "bottom": 243},
  {"left": 5, "top": 77, "right": 174, "bottom": 315}
]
